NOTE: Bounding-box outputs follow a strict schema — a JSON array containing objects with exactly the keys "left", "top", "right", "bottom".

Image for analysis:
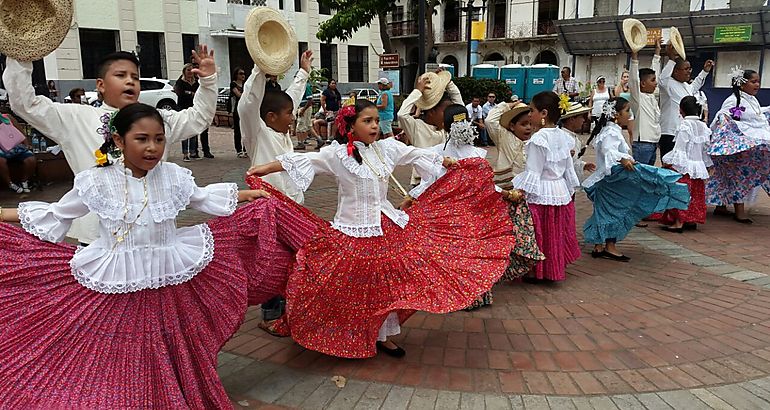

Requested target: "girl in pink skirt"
[
  {"left": 0, "top": 103, "right": 300, "bottom": 408},
  {"left": 512, "top": 91, "right": 582, "bottom": 282}
]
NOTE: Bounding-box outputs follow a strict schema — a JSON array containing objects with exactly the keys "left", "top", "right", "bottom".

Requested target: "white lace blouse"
[
  {"left": 17, "top": 162, "right": 238, "bottom": 294},
  {"left": 277, "top": 139, "right": 443, "bottom": 237},
  {"left": 582, "top": 123, "right": 634, "bottom": 189},
  {"left": 662, "top": 117, "right": 712, "bottom": 179},
  {"left": 512, "top": 128, "right": 580, "bottom": 205}
]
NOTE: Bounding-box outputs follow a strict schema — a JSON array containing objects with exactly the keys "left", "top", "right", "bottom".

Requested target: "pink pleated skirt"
[{"left": 528, "top": 202, "right": 581, "bottom": 281}]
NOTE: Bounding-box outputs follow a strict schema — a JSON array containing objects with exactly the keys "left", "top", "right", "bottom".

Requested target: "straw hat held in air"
[
  {"left": 622, "top": 18, "right": 648, "bottom": 53},
  {"left": 0, "top": 0, "right": 73, "bottom": 62},
  {"left": 245, "top": 7, "right": 298, "bottom": 75},
  {"left": 415, "top": 71, "right": 452, "bottom": 110}
]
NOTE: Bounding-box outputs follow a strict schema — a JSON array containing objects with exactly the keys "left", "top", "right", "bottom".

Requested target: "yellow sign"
[
  {"left": 646, "top": 28, "right": 661, "bottom": 45},
  {"left": 471, "top": 21, "right": 486, "bottom": 40}
]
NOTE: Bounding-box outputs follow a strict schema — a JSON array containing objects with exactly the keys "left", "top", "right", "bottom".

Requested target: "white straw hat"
[
  {"left": 245, "top": 7, "right": 298, "bottom": 75},
  {"left": 669, "top": 26, "right": 686, "bottom": 60},
  {"left": 622, "top": 18, "right": 648, "bottom": 53},
  {"left": 415, "top": 71, "right": 452, "bottom": 110},
  {"left": 0, "top": 0, "right": 73, "bottom": 62}
]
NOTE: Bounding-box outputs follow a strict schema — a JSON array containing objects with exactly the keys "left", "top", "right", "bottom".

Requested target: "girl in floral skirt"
[
  {"left": 0, "top": 103, "right": 304, "bottom": 408},
  {"left": 247, "top": 99, "right": 516, "bottom": 358}
]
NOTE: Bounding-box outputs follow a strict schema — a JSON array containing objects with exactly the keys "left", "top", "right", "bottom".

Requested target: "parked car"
[
  {"left": 63, "top": 78, "right": 178, "bottom": 110},
  {"left": 350, "top": 88, "right": 380, "bottom": 102}
]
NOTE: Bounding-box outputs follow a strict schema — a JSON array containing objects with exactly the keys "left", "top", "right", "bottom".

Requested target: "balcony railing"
[
  {"left": 490, "top": 24, "right": 506, "bottom": 39},
  {"left": 443, "top": 28, "right": 460, "bottom": 42},
  {"left": 227, "top": 0, "right": 266, "bottom": 5},
  {"left": 387, "top": 20, "right": 418, "bottom": 37}
]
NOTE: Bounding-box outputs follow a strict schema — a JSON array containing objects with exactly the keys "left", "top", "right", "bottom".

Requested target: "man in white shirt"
[
  {"left": 3, "top": 47, "right": 218, "bottom": 244},
  {"left": 466, "top": 96, "right": 487, "bottom": 146},
  {"left": 629, "top": 41, "right": 662, "bottom": 166},
  {"left": 553, "top": 67, "right": 580, "bottom": 100},
  {"left": 658, "top": 43, "right": 713, "bottom": 157}
]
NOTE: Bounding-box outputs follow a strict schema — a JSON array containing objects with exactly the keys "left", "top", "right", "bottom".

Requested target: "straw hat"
[
  {"left": 245, "top": 7, "right": 298, "bottom": 75},
  {"left": 669, "top": 26, "right": 686, "bottom": 60},
  {"left": 0, "top": 0, "right": 73, "bottom": 62},
  {"left": 415, "top": 71, "right": 452, "bottom": 110},
  {"left": 622, "top": 18, "right": 648, "bottom": 53},
  {"left": 561, "top": 102, "right": 591, "bottom": 119},
  {"left": 500, "top": 102, "right": 531, "bottom": 128}
]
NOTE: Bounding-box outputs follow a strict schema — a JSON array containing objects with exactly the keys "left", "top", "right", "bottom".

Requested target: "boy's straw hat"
[
  {"left": 0, "top": 0, "right": 73, "bottom": 62},
  {"left": 245, "top": 7, "right": 298, "bottom": 75},
  {"left": 415, "top": 71, "right": 452, "bottom": 110},
  {"left": 622, "top": 18, "right": 648, "bottom": 53}
]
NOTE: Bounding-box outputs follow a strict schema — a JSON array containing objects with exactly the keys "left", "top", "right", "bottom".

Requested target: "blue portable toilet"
[
  {"left": 439, "top": 63, "right": 456, "bottom": 77},
  {"left": 472, "top": 63, "right": 499, "bottom": 79},
  {"left": 524, "top": 64, "right": 559, "bottom": 102},
  {"left": 499, "top": 64, "right": 526, "bottom": 100}
]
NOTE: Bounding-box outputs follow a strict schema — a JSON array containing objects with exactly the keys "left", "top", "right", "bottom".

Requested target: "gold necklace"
[
  {"left": 111, "top": 169, "right": 149, "bottom": 249},
  {"left": 359, "top": 143, "right": 409, "bottom": 197}
]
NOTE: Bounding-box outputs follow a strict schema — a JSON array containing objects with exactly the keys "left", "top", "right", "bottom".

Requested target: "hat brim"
[
  {"left": 0, "top": 0, "right": 73, "bottom": 62},
  {"left": 500, "top": 105, "right": 531, "bottom": 128},
  {"left": 561, "top": 106, "right": 592, "bottom": 119},
  {"left": 415, "top": 71, "right": 452, "bottom": 110},
  {"left": 623, "top": 18, "right": 648, "bottom": 53},
  {"left": 670, "top": 27, "right": 686, "bottom": 60},
  {"left": 245, "top": 7, "right": 298, "bottom": 75}
]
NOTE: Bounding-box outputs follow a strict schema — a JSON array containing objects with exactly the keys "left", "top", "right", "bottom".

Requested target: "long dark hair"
[
  {"left": 97, "top": 103, "right": 164, "bottom": 167},
  {"left": 442, "top": 103, "right": 468, "bottom": 132},
  {"left": 338, "top": 99, "right": 377, "bottom": 164},
  {"left": 579, "top": 97, "right": 629, "bottom": 158},
  {"left": 680, "top": 96, "right": 702, "bottom": 118},
  {"left": 530, "top": 91, "right": 561, "bottom": 124},
  {"left": 733, "top": 69, "right": 757, "bottom": 119}
]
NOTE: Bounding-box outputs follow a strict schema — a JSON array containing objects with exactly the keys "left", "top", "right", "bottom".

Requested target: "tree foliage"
[
  {"left": 316, "top": 0, "right": 395, "bottom": 49},
  {"left": 452, "top": 77, "right": 513, "bottom": 104}
]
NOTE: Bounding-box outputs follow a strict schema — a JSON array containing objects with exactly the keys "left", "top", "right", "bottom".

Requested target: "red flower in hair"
[{"left": 334, "top": 105, "right": 358, "bottom": 156}]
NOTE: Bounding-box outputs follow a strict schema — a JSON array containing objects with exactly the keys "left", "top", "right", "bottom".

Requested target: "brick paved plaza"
[{"left": 5, "top": 126, "right": 770, "bottom": 409}]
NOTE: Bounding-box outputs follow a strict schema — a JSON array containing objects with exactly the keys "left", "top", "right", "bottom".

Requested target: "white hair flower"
[
  {"left": 601, "top": 100, "right": 617, "bottom": 119},
  {"left": 447, "top": 120, "right": 477, "bottom": 147},
  {"left": 730, "top": 65, "right": 747, "bottom": 87}
]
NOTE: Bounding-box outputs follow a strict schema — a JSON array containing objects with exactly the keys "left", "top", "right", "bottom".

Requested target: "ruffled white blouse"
[
  {"left": 662, "top": 117, "right": 712, "bottom": 179},
  {"left": 17, "top": 162, "right": 238, "bottom": 294},
  {"left": 582, "top": 123, "right": 634, "bottom": 189},
  {"left": 512, "top": 128, "right": 580, "bottom": 205},
  {"left": 713, "top": 92, "right": 770, "bottom": 142},
  {"left": 408, "top": 142, "right": 490, "bottom": 198},
  {"left": 277, "top": 139, "right": 443, "bottom": 237}
]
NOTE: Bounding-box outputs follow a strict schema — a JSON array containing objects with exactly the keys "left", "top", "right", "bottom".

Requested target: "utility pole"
[
  {"left": 466, "top": 0, "right": 473, "bottom": 76},
  {"left": 418, "top": 0, "right": 426, "bottom": 75}
]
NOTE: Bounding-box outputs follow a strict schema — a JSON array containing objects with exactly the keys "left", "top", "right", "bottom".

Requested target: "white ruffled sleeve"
[
  {"left": 17, "top": 188, "right": 90, "bottom": 243},
  {"left": 277, "top": 145, "right": 337, "bottom": 192},
  {"left": 189, "top": 182, "right": 239, "bottom": 216},
  {"left": 512, "top": 142, "right": 547, "bottom": 195},
  {"left": 384, "top": 138, "right": 444, "bottom": 180},
  {"left": 662, "top": 125, "right": 691, "bottom": 168},
  {"left": 597, "top": 135, "right": 632, "bottom": 174}
]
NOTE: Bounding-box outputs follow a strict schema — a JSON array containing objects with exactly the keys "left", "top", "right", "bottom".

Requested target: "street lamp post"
[
  {"left": 465, "top": 0, "right": 486, "bottom": 77},
  {"left": 418, "top": 0, "right": 426, "bottom": 75}
]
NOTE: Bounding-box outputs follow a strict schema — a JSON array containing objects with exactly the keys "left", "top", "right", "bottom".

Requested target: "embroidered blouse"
[
  {"left": 582, "top": 123, "right": 634, "bottom": 189},
  {"left": 17, "top": 162, "right": 238, "bottom": 294},
  {"left": 662, "top": 116, "right": 712, "bottom": 179},
  {"left": 408, "top": 142, "right": 490, "bottom": 198},
  {"left": 277, "top": 138, "right": 443, "bottom": 237},
  {"left": 512, "top": 128, "right": 580, "bottom": 205}
]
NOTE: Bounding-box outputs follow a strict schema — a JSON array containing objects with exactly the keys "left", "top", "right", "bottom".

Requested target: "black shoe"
[
  {"left": 713, "top": 208, "right": 733, "bottom": 217},
  {"left": 733, "top": 216, "right": 753, "bottom": 224},
  {"left": 683, "top": 223, "right": 697, "bottom": 230},
  {"left": 203, "top": 152, "right": 214, "bottom": 159},
  {"left": 600, "top": 251, "right": 630, "bottom": 262},
  {"left": 661, "top": 225, "right": 684, "bottom": 233},
  {"left": 376, "top": 341, "right": 406, "bottom": 358},
  {"left": 591, "top": 250, "right": 603, "bottom": 258},
  {"left": 190, "top": 153, "right": 200, "bottom": 159}
]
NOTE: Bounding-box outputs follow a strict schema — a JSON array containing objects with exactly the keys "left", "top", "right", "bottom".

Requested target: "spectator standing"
[
  {"left": 615, "top": 69, "right": 635, "bottom": 141},
  {"left": 230, "top": 67, "right": 247, "bottom": 158},
  {"left": 68, "top": 88, "right": 86, "bottom": 104},
  {"left": 321, "top": 79, "right": 342, "bottom": 140},
  {"left": 47, "top": 80, "right": 58, "bottom": 102},
  {"left": 482, "top": 92, "right": 497, "bottom": 146},
  {"left": 266, "top": 74, "right": 281, "bottom": 91},
  {"left": 589, "top": 76, "right": 610, "bottom": 123},
  {"left": 375, "top": 77, "right": 395, "bottom": 138},
  {"left": 175, "top": 63, "right": 213, "bottom": 161},
  {"left": 466, "top": 96, "right": 487, "bottom": 146},
  {"left": 553, "top": 66, "right": 579, "bottom": 100}
]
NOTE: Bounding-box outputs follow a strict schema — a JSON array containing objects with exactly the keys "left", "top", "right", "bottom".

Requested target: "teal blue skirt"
[{"left": 583, "top": 164, "right": 690, "bottom": 244}]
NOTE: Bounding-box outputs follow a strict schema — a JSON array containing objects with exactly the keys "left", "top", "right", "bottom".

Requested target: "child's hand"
[
  {"left": 620, "top": 158, "right": 636, "bottom": 171},
  {"left": 239, "top": 189, "right": 270, "bottom": 202},
  {"left": 191, "top": 44, "right": 216, "bottom": 78},
  {"left": 502, "top": 189, "right": 524, "bottom": 203},
  {"left": 442, "top": 157, "right": 457, "bottom": 168},
  {"left": 654, "top": 37, "right": 662, "bottom": 55},
  {"left": 584, "top": 163, "right": 597, "bottom": 172},
  {"left": 399, "top": 196, "right": 415, "bottom": 210},
  {"left": 246, "top": 165, "right": 266, "bottom": 176},
  {"left": 416, "top": 75, "right": 429, "bottom": 94}
]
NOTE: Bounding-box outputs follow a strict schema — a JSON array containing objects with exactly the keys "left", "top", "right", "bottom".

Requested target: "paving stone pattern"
[{"left": 5, "top": 127, "right": 770, "bottom": 409}]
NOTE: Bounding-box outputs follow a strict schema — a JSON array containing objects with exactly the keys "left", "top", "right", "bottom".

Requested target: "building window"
[
  {"left": 537, "top": 0, "right": 558, "bottom": 35},
  {"left": 79, "top": 29, "right": 119, "bottom": 79},
  {"left": 298, "top": 41, "right": 308, "bottom": 63},
  {"left": 348, "top": 46, "right": 367, "bottom": 82},
  {"left": 319, "top": 1, "right": 331, "bottom": 15},
  {"left": 228, "top": 38, "right": 253, "bottom": 80},
  {"left": 320, "top": 43, "right": 337, "bottom": 80},
  {"left": 182, "top": 34, "right": 199, "bottom": 64},
  {"left": 294, "top": 0, "right": 304, "bottom": 12},
  {"left": 137, "top": 32, "right": 165, "bottom": 79},
  {"left": 279, "top": 0, "right": 284, "bottom": 9}
]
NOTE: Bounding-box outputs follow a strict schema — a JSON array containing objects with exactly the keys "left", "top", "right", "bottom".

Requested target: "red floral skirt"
[
  {"left": 528, "top": 202, "right": 581, "bottom": 281},
  {"left": 661, "top": 175, "right": 707, "bottom": 225},
  {"left": 0, "top": 201, "right": 294, "bottom": 408},
  {"left": 271, "top": 158, "right": 516, "bottom": 358}
]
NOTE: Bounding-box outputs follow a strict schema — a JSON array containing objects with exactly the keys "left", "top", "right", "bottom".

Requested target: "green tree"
[{"left": 316, "top": 0, "right": 396, "bottom": 53}]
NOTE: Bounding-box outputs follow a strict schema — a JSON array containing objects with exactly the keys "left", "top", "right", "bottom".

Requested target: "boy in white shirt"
[
  {"left": 240, "top": 50, "right": 313, "bottom": 204},
  {"left": 629, "top": 39, "right": 662, "bottom": 166},
  {"left": 2, "top": 46, "right": 218, "bottom": 244}
]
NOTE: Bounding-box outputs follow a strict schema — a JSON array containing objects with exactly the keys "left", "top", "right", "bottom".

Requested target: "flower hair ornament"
[
  {"left": 334, "top": 105, "right": 358, "bottom": 156},
  {"left": 95, "top": 111, "right": 120, "bottom": 165},
  {"left": 601, "top": 100, "right": 617, "bottom": 119},
  {"left": 730, "top": 65, "right": 747, "bottom": 87},
  {"left": 445, "top": 119, "right": 477, "bottom": 149},
  {"left": 558, "top": 94, "right": 571, "bottom": 115}
]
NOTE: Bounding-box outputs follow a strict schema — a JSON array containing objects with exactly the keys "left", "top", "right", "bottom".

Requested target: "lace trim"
[
  {"left": 530, "top": 128, "right": 574, "bottom": 162},
  {"left": 512, "top": 171, "right": 543, "bottom": 195},
  {"left": 591, "top": 123, "right": 624, "bottom": 148},
  {"left": 277, "top": 153, "right": 314, "bottom": 191},
  {"left": 222, "top": 183, "right": 239, "bottom": 215},
  {"left": 377, "top": 312, "right": 402, "bottom": 341},
  {"left": 677, "top": 121, "right": 711, "bottom": 144},
  {"left": 390, "top": 210, "right": 410, "bottom": 228},
  {"left": 17, "top": 203, "right": 60, "bottom": 243},
  {"left": 526, "top": 191, "right": 575, "bottom": 206},
  {"left": 70, "top": 224, "right": 215, "bottom": 294},
  {"left": 333, "top": 141, "right": 393, "bottom": 180},
  {"left": 331, "top": 222, "right": 384, "bottom": 238}
]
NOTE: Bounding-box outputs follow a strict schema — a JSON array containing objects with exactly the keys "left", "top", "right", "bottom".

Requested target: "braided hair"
[
  {"left": 579, "top": 97, "right": 629, "bottom": 158},
  {"left": 732, "top": 69, "right": 757, "bottom": 120},
  {"left": 96, "top": 103, "right": 164, "bottom": 167}
]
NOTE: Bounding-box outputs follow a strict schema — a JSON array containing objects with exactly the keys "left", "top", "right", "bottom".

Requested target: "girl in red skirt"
[
  {"left": 512, "top": 91, "right": 582, "bottom": 282},
  {"left": 0, "top": 103, "right": 301, "bottom": 408},
  {"left": 247, "top": 99, "right": 516, "bottom": 358},
  {"left": 660, "top": 96, "right": 712, "bottom": 232}
]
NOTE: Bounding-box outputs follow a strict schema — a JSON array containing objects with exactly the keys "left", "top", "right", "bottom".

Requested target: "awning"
[
  {"left": 210, "top": 29, "right": 245, "bottom": 39},
  {"left": 557, "top": 6, "right": 770, "bottom": 56}
]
